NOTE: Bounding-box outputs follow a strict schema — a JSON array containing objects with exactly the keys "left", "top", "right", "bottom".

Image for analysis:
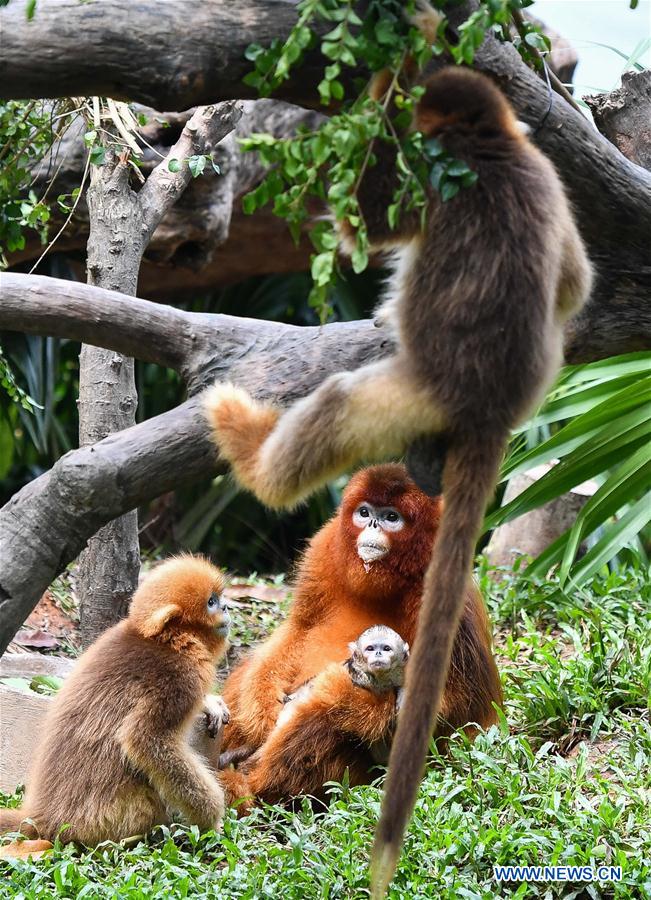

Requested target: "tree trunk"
[
  {"left": 70, "top": 103, "right": 243, "bottom": 645},
  {"left": 77, "top": 149, "right": 141, "bottom": 645}
]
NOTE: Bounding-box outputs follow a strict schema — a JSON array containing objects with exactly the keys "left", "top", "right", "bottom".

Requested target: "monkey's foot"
[{"left": 203, "top": 382, "right": 280, "bottom": 498}]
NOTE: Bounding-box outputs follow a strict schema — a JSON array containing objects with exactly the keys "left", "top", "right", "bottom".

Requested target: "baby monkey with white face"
[
  {"left": 346, "top": 626, "right": 409, "bottom": 699},
  {"left": 279, "top": 625, "right": 409, "bottom": 728}
]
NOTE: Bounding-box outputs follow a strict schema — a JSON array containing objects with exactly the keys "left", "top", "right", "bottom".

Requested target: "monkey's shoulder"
[{"left": 62, "top": 622, "right": 208, "bottom": 712}]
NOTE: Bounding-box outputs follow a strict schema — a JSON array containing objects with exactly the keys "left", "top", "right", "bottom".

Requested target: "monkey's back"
[
  {"left": 398, "top": 138, "right": 568, "bottom": 433},
  {"left": 24, "top": 623, "right": 203, "bottom": 843}
]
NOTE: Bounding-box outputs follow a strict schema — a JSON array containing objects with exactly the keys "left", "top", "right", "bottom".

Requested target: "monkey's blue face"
[
  {"left": 363, "top": 640, "right": 401, "bottom": 670},
  {"left": 353, "top": 502, "right": 405, "bottom": 565},
  {"left": 207, "top": 592, "right": 230, "bottom": 636}
]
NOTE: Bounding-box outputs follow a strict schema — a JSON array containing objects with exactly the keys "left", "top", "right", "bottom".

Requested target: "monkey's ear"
[
  {"left": 348, "top": 642, "right": 359, "bottom": 657},
  {"left": 137, "top": 603, "right": 180, "bottom": 638},
  {"left": 403, "top": 642, "right": 410, "bottom": 660}
]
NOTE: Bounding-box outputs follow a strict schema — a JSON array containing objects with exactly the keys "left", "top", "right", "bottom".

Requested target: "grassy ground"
[{"left": 1, "top": 558, "right": 649, "bottom": 899}]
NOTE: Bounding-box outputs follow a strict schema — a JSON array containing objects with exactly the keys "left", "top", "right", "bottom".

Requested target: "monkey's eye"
[
  {"left": 383, "top": 646, "right": 392, "bottom": 652},
  {"left": 365, "top": 646, "right": 375, "bottom": 653},
  {"left": 207, "top": 593, "right": 221, "bottom": 611},
  {"left": 385, "top": 511, "right": 399, "bottom": 523},
  {"left": 358, "top": 506, "right": 370, "bottom": 518}
]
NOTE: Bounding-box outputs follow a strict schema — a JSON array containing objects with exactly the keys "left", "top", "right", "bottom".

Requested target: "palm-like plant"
[{"left": 486, "top": 352, "right": 651, "bottom": 592}]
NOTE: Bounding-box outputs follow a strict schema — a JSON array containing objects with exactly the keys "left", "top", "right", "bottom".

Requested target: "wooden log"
[{"left": 485, "top": 464, "right": 598, "bottom": 568}]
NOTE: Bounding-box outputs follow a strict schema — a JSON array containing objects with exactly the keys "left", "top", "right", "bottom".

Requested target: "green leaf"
[
  {"left": 560, "top": 496, "right": 651, "bottom": 589},
  {"left": 558, "top": 444, "right": 651, "bottom": 581},
  {"left": 446, "top": 160, "right": 472, "bottom": 177},
  {"left": 89, "top": 145, "right": 106, "bottom": 166},
  {"left": 167, "top": 158, "right": 181, "bottom": 173},
  {"left": 440, "top": 180, "right": 460, "bottom": 202},
  {"left": 424, "top": 137, "right": 444, "bottom": 159},
  {"left": 351, "top": 243, "right": 368, "bottom": 274},
  {"left": 524, "top": 31, "right": 549, "bottom": 52},
  {"left": 429, "top": 162, "right": 445, "bottom": 190},
  {"left": 188, "top": 155, "right": 206, "bottom": 178},
  {"left": 310, "top": 251, "right": 334, "bottom": 286}
]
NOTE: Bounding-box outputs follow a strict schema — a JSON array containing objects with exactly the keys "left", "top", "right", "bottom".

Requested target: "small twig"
[
  {"left": 138, "top": 101, "right": 242, "bottom": 235},
  {"left": 28, "top": 147, "right": 92, "bottom": 274},
  {"left": 511, "top": 7, "right": 583, "bottom": 115}
]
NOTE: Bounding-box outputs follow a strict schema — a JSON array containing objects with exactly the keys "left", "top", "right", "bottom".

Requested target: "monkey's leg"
[
  {"left": 120, "top": 720, "right": 225, "bottom": 831},
  {"left": 556, "top": 219, "right": 593, "bottom": 325},
  {"left": 222, "top": 621, "right": 307, "bottom": 749},
  {"left": 405, "top": 433, "right": 448, "bottom": 497},
  {"left": 205, "top": 357, "right": 445, "bottom": 509}
]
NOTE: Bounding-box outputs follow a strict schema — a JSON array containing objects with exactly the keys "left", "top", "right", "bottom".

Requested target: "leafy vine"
[{"left": 240, "top": 0, "right": 548, "bottom": 320}]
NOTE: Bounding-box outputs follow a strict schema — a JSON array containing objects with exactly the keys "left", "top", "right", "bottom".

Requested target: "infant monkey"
[
  {"left": 347, "top": 625, "right": 409, "bottom": 698},
  {"left": 278, "top": 625, "right": 409, "bottom": 728}
]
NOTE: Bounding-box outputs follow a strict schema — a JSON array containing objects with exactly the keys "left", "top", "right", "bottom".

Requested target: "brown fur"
[
  {"left": 218, "top": 465, "right": 501, "bottom": 800},
  {"left": 0, "top": 556, "right": 230, "bottom": 848},
  {"left": 203, "top": 52, "right": 591, "bottom": 896}
]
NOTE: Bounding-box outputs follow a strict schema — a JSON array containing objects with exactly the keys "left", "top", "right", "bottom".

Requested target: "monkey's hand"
[
  {"left": 396, "top": 688, "right": 405, "bottom": 715},
  {"left": 203, "top": 695, "right": 231, "bottom": 740}
]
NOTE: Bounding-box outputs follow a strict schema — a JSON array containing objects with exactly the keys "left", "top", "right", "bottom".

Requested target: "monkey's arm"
[
  {"left": 119, "top": 701, "right": 225, "bottom": 831},
  {"left": 221, "top": 620, "right": 309, "bottom": 749},
  {"left": 204, "top": 357, "right": 442, "bottom": 509},
  {"left": 241, "top": 666, "right": 396, "bottom": 803},
  {"left": 556, "top": 218, "right": 593, "bottom": 325}
]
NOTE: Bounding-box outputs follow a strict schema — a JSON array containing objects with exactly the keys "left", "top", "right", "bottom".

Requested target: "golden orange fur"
[{"left": 218, "top": 465, "right": 501, "bottom": 804}]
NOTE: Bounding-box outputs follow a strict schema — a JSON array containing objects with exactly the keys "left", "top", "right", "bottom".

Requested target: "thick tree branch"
[
  {"left": 1, "top": 274, "right": 196, "bottom": 373},
  {"left": 0, "top": 0, "right": 327, "bottom": 110},
  {"left": 0, "top": 273, "right": 388, "bottom": 654}
]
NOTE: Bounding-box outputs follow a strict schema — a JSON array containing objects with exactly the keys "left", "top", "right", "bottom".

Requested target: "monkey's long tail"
[{"left": 370, "top": 429, "right": 507, "bottom": 897}]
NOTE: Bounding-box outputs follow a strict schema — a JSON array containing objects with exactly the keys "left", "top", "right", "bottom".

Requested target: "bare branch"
[{"left": 1, "top": 273, "right": 196, "bottom": 375}]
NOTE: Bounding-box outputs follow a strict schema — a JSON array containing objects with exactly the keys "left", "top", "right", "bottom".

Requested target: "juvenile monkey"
[
  {"left": 277, "top": 625, "right": 409, "bottom": 728},
  {"left": 0, "top": 556, "right": 231, "bottom": 850},
  {"left": 205, "top": 18, "right": 592, "bottom": 894}
]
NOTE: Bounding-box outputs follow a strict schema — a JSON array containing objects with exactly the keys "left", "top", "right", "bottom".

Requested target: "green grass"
[{"left": 2, "top": 559, "right": 650, "bottom": 898}]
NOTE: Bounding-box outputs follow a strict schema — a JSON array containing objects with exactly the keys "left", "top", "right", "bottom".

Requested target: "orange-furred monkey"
[
  {"left": 205, "top": 58, "right": 591, "bottom": 900},
  {"left": 0, "top": 556, "right": 231, "bottom": 853},
  {"left": 219, "top": 625, "right": 410, "bottom": 809},
  {"left": 218, "top": 465, "right": 501, "bottom": 781}
]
